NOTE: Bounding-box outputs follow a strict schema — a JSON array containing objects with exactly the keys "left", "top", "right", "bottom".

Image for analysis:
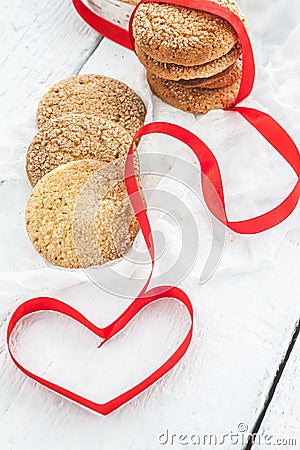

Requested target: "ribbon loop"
[{"left": 127, "top": 122, "right": 299, "bottom": 234}]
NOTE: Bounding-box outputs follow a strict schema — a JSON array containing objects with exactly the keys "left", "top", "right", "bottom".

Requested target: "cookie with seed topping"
[
  {"left": 132, "top": 0, "right": 247, "bottom": 67},
  {"left": 135, "top": 42, "right": 242, "bottom": 81},
  {"left": 177, "top": 59, "right": 242, "bottom": 89},
  {"left": 26, "top": 114, "right": 133, "bottom": 186},
  {"left": 147, "top": 72, "right": 240, "bottom": 114},
  {"left": 26, "top": 159, "right": 140, "bottom": 268},
  {"left": 36, "top": 74, "right": 146, "bottom": 137}
]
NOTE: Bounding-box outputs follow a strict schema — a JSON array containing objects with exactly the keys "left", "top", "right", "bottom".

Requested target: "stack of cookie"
[
  {"left": 25, "top": 74, "right": 146, "bottom": 269},
  {"left": 132, "top": 0, "right": 247, "bottom": 114}
]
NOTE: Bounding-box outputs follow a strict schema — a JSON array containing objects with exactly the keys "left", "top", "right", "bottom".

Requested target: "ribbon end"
[{"left": 98, "top": 339, "right": 107, "bottom": 348}]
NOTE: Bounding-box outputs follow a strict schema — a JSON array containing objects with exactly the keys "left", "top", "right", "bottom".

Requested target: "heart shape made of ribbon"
[{"left": 8, "top": 287, "right": 193, "bottom": 416}]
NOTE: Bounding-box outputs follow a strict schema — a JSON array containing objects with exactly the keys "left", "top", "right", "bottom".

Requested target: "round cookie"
[
  {"left": 177, "top": 59, "right": 242, "bottom": 89},
  {"left": 26, "top": 160, "right": 139, "bottom": 268},
  {"left": 26, "top": 114, "right": 133, "bottom": 186},
  {"left": 36, "top": 74, "right": 146, "bottom": 137},
  {"left": 132, "top": 0, "right": 247, "bottom": 67},
  {"left": 135, "top": 42, "right": 242, "bottom": 81},
  {"left": 147, "top": 73, "right": 240, "bottom": 114}
]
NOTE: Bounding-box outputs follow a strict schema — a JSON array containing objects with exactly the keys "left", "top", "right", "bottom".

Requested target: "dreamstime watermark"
[
  {"left": 158, "top": 424, "right": 297, "bottom": 447},
  {"left": 72, "top": 152, "right": 227, "bottom": 297}
]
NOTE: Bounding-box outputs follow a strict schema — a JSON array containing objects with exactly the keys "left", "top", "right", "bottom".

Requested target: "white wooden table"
[{"left": 0, "top": 1, "right": 299, "bottom": 449}]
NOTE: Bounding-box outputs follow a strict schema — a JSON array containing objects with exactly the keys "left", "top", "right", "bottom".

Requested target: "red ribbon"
[
  {"left": 7, "top": 0, "right": 299, "bottom": 415},
  {"left": 73, "top": 0, "right": 133, "bottom": 49},
  {"left": 7, "top": 289, "right": 193, "bottom": 416}
]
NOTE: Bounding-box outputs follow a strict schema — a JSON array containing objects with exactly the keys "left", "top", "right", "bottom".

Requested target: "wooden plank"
[{"left": 0, "top": 0, "right": 102, "bottom": 123}]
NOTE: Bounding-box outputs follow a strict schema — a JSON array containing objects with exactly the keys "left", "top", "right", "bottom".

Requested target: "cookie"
[
  {"left": 94, "top": 181, "right": 140, "bottom": 265},
  {"left": 36, "top": 74, "right": 146, "bottom": 137},
  {"left": 119, "top": 0, "right": 139, "bottom": 4},
  {"left": 135, "top": 42, "right": 241, "bottom": 81},
  {"left": 177, "top": 59, "right": 242, "bottom": 89},
  {"left": 147, "top": 72, "right": 240, "bottom": 114},
  {"left": 26, "top": 114, "right": 133, "bottom": 186},
  {"left": 26, "top": 159, "right": 139, "bottom": 268},
  {"left": 132, "top": 0, "right": 247, "bottom": 66}
]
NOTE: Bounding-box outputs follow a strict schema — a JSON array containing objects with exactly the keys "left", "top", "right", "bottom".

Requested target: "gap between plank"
[
  {"left": 76, "top": 35, "right": 104, "bottom": 74},
  {"left": 245, "top": 317, "right": 300, "bottom": 450}
]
